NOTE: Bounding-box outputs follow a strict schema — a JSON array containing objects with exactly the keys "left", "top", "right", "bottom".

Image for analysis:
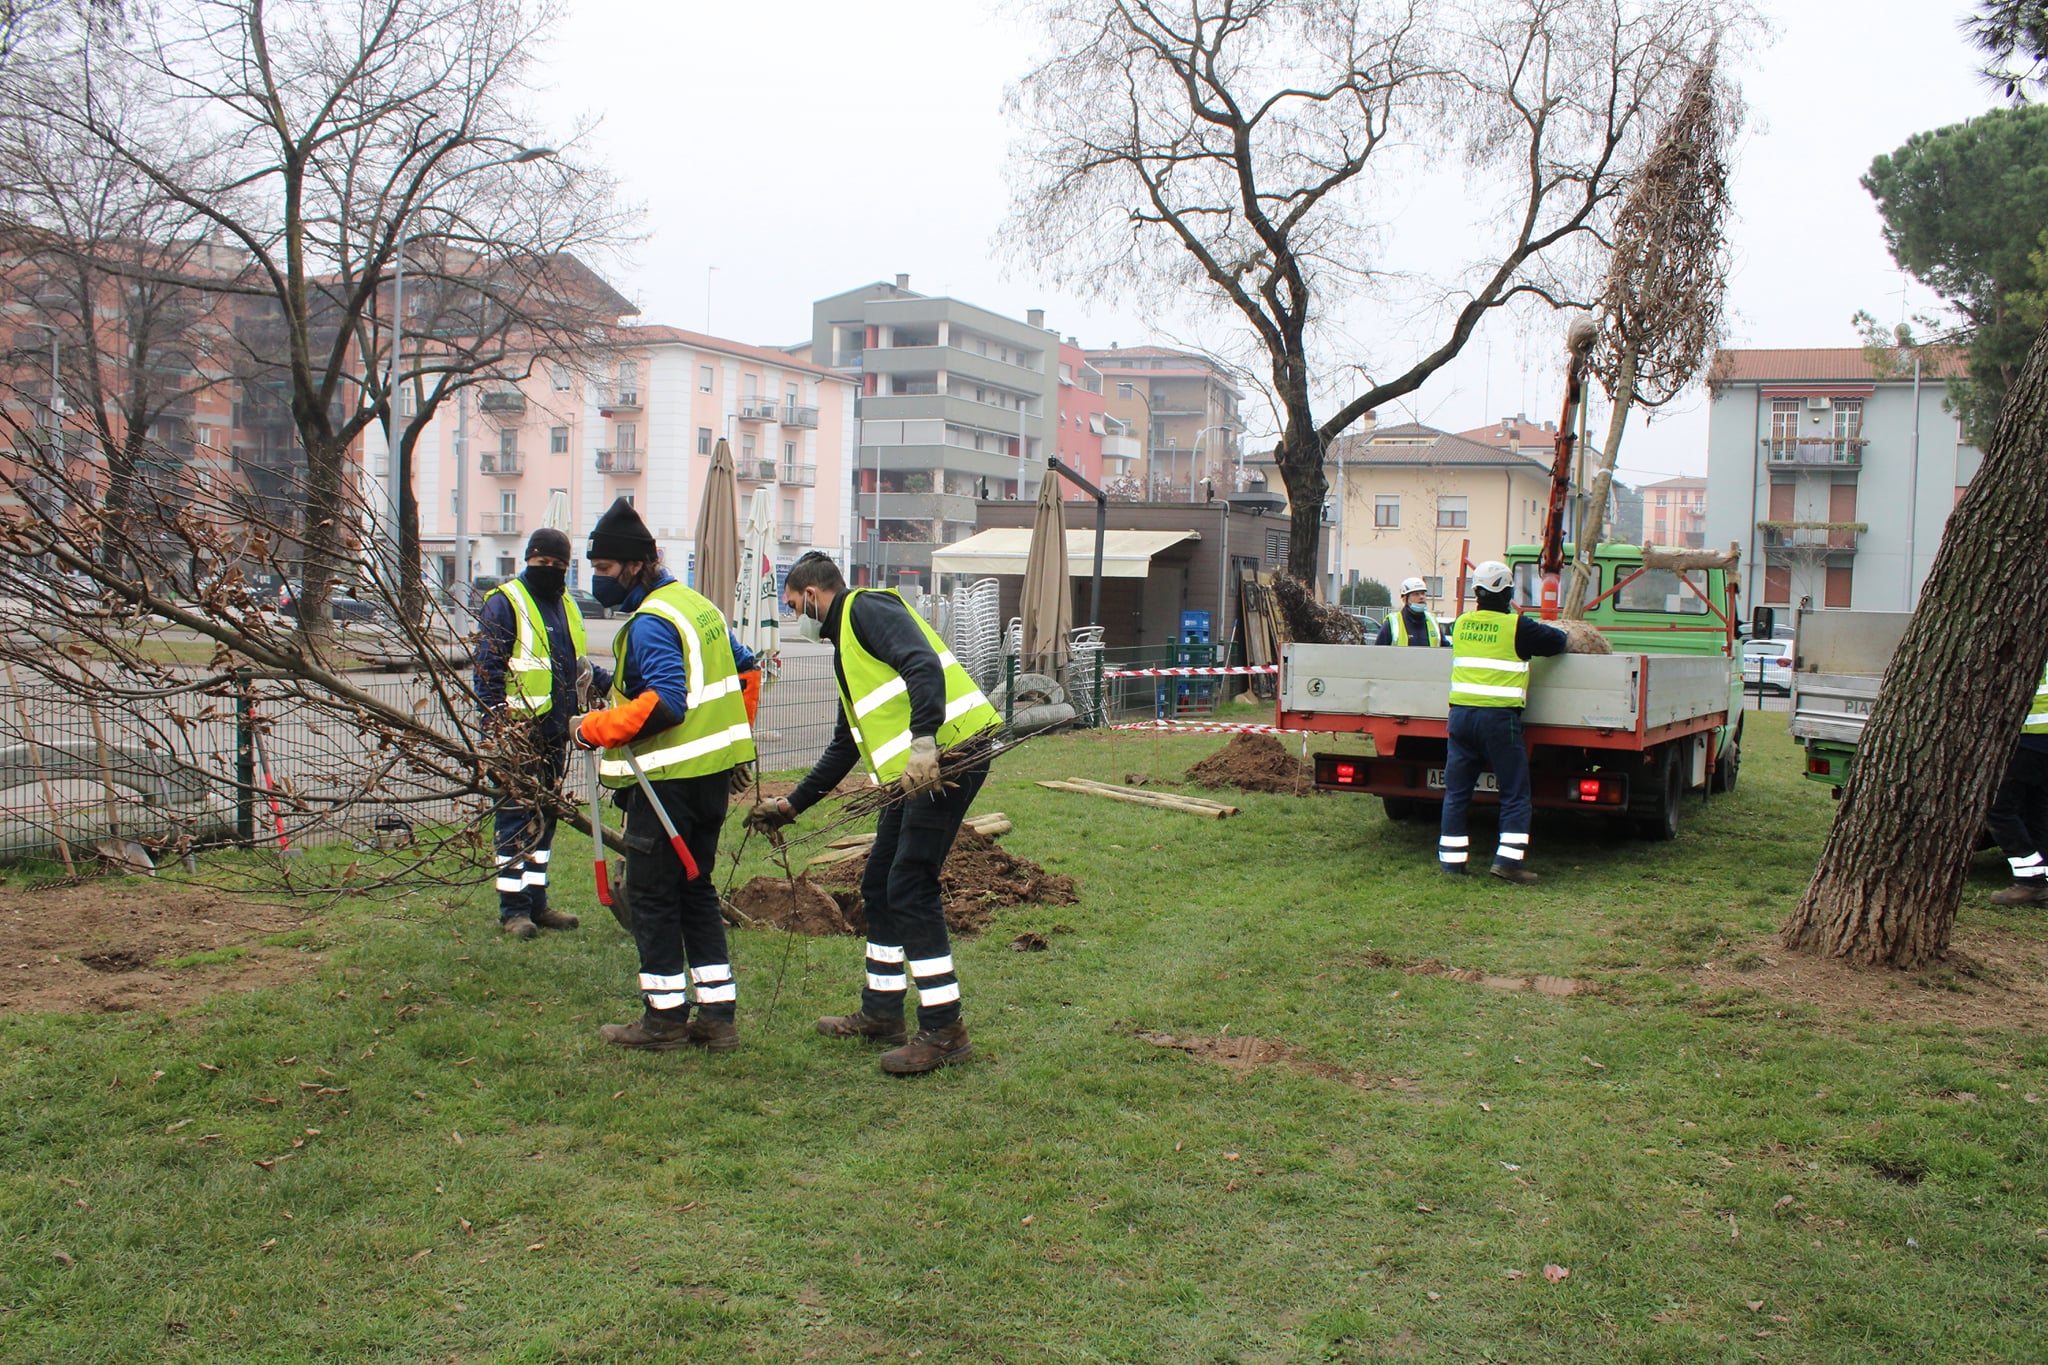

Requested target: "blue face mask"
[{"left": 590, "top": 573, "right": 629, "bottom": 608}]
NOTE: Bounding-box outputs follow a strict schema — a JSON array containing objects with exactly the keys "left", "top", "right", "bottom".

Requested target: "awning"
[{"left": 930, "top": 528, "right": 1200, "bottom": 578}]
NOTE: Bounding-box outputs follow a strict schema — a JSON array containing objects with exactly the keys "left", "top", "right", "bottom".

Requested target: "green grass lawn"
[{"left": 3, "top": 708, "right": 2046, "bottom": 1363}]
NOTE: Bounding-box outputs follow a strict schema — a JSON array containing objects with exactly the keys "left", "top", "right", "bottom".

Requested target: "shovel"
[
  {"left": 623, "top": 749, "right": 701, "bottom": 881},
  {"left": 86, "top": 700, "right": 154, "bottom": 874}
]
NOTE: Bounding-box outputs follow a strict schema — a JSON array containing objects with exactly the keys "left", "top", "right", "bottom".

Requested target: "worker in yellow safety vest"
[
  {"left": 1439, "top": 561, "right": 1566, "bottom": 884},
  {"left": 1987, "top": 662, "right": 2048, "bottom": 905},
  {"left": 1377, "top": 575, "right": 1449, "bottom": 647},
  {"left": 746, "top": 551, "right": 1001, "bottom": 1076}
]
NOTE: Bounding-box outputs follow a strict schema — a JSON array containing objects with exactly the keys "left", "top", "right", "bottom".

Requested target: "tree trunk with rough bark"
[
  {"left": 1782, "top": 320, "right": 2048, "bottom": 967},
  {"left": 398, "top": 432, "right": 425, "bottom": 626}
]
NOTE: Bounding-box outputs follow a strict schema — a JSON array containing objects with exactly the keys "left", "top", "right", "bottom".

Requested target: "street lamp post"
[
  {"left": 1116, "top": 382, "right": 1155, "bottom": 498},
  {"left": 1191, "top": 424, "right": 1233, "bottom": 501},
  {"left": 386, "top": 142, "right": 556, "bottom": 595}
]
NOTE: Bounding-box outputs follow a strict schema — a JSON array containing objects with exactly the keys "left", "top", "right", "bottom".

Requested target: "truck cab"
[{"left": 1504, "top": 542, "right": 1740, "bottom": 659}]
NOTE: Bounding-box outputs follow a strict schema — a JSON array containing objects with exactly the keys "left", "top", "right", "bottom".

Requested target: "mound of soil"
[
  {"left": 0, "top": 883, "right": 317, "bottom": 1015},
  {"left": 801, "top": 830, "right": 1078, "bottom": 938},
  {"left": 726, "top": 877, "right": 858, "bottom": 935},
  {"left": 1185, "top": 732, "right": 1306, "bottom": 795}
]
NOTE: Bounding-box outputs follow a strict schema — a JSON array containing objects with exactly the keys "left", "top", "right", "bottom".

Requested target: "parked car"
[
  {"left": 276, "top": 582, "right": 378, "bottom": 622},
  {"left": 1740, "top": 639, "right": 1793, "bottom": 695},
  {"left": 567, "top": 587, "right": 608, "bottom": 621}
]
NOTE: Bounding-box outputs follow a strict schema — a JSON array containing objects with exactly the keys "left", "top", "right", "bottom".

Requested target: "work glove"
[
  {"left": 739, "top": 668, "right": 763, "bottom": 727},
  {"left": 575, "top": 690, "right": 659, "bottom": 751},
  {"left": 745, "top": 796, "right": 795, "bottom": 833},
  {"left": 898, "top": 735, "right": 943, "bottom": 800}
]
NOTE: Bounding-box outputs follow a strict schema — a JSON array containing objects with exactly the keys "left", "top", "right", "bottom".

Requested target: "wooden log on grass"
[
  {"left": 1036, "top": 779, "right": 1240, "bottom": 818},
  {"left": 824, "top": 812, "right": 1011, "bottom": 850}
]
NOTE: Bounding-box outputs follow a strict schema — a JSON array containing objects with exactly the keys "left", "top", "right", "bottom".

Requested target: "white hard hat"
[
  {"left": 1472, "top": 561, "right": 1514, "bottom": 594},
  {"left": 1399, "top": 576, "right": 1428, "bottom": 596}
]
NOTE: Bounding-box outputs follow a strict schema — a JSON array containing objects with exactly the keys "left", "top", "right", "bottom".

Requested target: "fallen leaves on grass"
[
  {"left": 1504, "top": 1268, "right": 1526, "bottom": 1280},
  {"left": 1543, "top": 1264, "right": 1570, "bottom": 1284}
]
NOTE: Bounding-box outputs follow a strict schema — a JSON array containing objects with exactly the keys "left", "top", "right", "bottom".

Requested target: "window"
[
  {"left": 551, "top": 365, "right": 570, "bottom": 391},
  {"left": 1514, "top": 562, "right": 1598, "bottom": 604},
  {"left": 1655, "top": 493, "right": 1668, "bottom": 506},
  {"left": 618, "top": 489, "right": 635, "bottom": 506},
  {"left": 499, "top": 490, "right": 516, "bottom": 514},
  {"left": 617, "top": 362, "right": 638, "bottom": 397},
  {"left": 550, "top": 426, "right": 568, "bottom": 454},
  {"left": 1614, "top": 567, "right": 1708, "bottom": 615},
  {"left": 1770, "top": 398, "right": 1800, "bottom": 444},
  {"left": 616, "top": 423, "right": 637, "bottom": 452},
  {"left": 398, "top": 387, "right": 416, "bottom": 416},
  {"left": 1832, "top": 400, "right": 1863, "bottom": 440},
  {"left": 699, "top": 365, "right": 714, "bottom": 392},
  {"left": 1436, "top": 495, "right": 1468, "bottom": 529},
  {"left": 1265, "top": 529, "right": 1289, "bottom": 564},
  {"left": 742, "top": 433, "right": 755, "bottom": 459},
  {"left": 1424, "top": 576, "right": 1444, "bottom": 598},
  {"left": 499, "top": 428, "right": 517, "bottom": 457},
  {"left": 1374, "top": 494, "right": 1400, "bottom": 528},
  {"left": 498, "top": 555, "right": 515, "bottom": 577},
  {"left": 1764, "top": 564, "right": 1791, "bottom": 606},
  {"left": 784, "top": 441, "right": 796, "bottom": 461},
  {"left": 1825, "top": 564, "right": 1854, "bottom": 609},
  {"left": 697, "top": 427, "right": 712, "bottom": 455}
]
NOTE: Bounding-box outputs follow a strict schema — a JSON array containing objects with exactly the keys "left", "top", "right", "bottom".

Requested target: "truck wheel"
[
  {"left": 1635, "top": 746, "right": 1683, "bottom": 841},
  {"left": 1382, "top": 796, "right": 1433, "bottom": 823},
  {"left": 1710, "top": 717, "right": 1743, "bottom": 794}
]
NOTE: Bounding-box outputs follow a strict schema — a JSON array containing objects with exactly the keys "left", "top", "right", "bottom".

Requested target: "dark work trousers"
[
  {"left": 493, "top": 731, "right": 569, "bottom": 922},
  {"left": 859, "top": 754, "right": 990, "bottom": 1030},
  {"left": 623, "top": 770, "right": 736, "bottom": 1019},
  {"left": 1987, "top": 745, "right": 2048, "bottom": 884},
  {"left": 1438, "top": 705, "right": 1533, "bottom": 872}
]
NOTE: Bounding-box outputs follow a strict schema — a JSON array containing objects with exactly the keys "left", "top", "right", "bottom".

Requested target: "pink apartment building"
[
  {"left": 1051, "top": 338, "right": 1140, "bottom": 493},
  {"left": 403, "top": 326, "right": 857, "bottom": 592}
]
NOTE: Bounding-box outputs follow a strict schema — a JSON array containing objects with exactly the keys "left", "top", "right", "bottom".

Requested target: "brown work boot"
[
  {"left": 598, "top": 1011, "right": 693, "bottom": 1050},
  {"left": 1991, "top": 883, "right": 2046, "bottom": 906},
  {"left": 684, "top": 1017, "right": 740, "bottom": 1053},
  {"left": 1490, "top": 863, "right": 1540, "bottom": 885},
  {"left": 879, "top": 1021, "right": 973, "bottom": 1075},
  {"left": 501, "top": 914, "right": 538, "bottom": 939},
  {"left": 529, "top": 905, "right": 581, "bottom": 930},
  {"left": 816, "top": 1009, "right": 908, "bottom": 1045}
]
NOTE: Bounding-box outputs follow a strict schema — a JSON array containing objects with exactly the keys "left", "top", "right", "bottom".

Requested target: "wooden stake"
[{"left": 1036, "top": 779, "right": 1239, "bottom": 818}]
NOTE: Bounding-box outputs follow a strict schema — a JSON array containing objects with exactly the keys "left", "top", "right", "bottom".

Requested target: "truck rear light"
[
  {"left": 1807, "top": 755, "right": 1832, "bottom": 776},
  {"left": 1577, "top": 778, "right": 1601, "bottom": 801},
  {"left": 1570, "top": 776, "right": 1625, "bottom": 805},
  {"left": 1335, "top": 762, "right": 1357, "bottom": 784}
]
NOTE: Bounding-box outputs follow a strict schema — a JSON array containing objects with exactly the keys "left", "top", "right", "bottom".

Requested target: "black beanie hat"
[
  {"left": 524, "top": 528, "right": 572, "bottom": 562},
  {"left": 587, "top": 497, "right": 657, "bottom": 563}
]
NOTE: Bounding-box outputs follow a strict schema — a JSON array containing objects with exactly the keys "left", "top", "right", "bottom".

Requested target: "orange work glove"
[
  {"left": 576, "top": 690, "right": 661, "bottom": 750},
  {"left": 739, "top": 668, "right": 762, "bottom": 726}
]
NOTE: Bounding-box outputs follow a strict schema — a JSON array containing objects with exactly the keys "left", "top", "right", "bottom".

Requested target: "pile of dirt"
[
  {"left": 792, "top": 830, "right": 1078, "bottom": 938},
  {"left": 1185, "top": 732, "right": 1306, "bottom": 795},
  {"left": 0, "top": 883, "right": 316, "bottom": 1014},
  {"left": 726, "top": 877, "right": 857, "bottom": 935}
]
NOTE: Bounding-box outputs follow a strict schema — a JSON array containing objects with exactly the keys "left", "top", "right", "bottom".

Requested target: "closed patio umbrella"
[
  {"left": 1018, "top": 473, "right": 1072, "bottom": 676},
  {"left": 694, "top": 437, "right": 741, "bottom": 621},
  {"left": 736, "top": 486, "right": 780, "bottom": 662}
]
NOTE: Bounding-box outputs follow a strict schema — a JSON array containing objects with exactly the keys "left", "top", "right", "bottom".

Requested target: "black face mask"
[{"left": 524, "top": 565, "right": 567, "bottom": 600}]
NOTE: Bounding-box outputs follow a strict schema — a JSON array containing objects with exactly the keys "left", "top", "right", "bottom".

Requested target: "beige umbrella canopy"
[
  {"left": 694, "top": 437, "right": 741, "bottom": 621},
  {"left": 1019, "top": 473, "right": 1072, "bottom": 675}
]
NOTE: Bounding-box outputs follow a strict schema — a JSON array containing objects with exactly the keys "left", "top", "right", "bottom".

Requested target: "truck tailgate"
[{"left": 1788, "top": 673, "right": 1882, "bottom": 744}]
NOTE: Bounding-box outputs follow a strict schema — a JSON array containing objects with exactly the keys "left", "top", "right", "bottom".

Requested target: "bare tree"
[
  {"left": 1561, "top": 43, "right": 1734, "bottom": 615},
  {"left": 1005, "top": 0, "right": 1739, "bottom": 587},
  {"left": 5, "top": 0, "right": 628, "bottom": 652}
]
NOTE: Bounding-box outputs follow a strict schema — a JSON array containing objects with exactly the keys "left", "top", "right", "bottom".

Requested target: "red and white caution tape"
[
  {"left": 1101, "top": 664, "right": 1280, "bottom": 679},
  {"left": 1108, "top": 721, "right": 1306, "bottom": 735}
]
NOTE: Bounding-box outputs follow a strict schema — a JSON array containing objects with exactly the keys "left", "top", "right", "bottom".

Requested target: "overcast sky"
[{"left": 543, "top": 0, "right": 1999, "bottom": 484}]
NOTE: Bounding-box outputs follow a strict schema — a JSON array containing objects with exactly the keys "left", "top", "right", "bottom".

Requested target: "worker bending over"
[
  {"left": 747, "top": 552, "right": 1001, "bottom": 1076},
  {"left": 1987, "top": 662, "right": 2048, "bottom": 906},
  {"left": 574, "top": 498, "right": 758, "bottom": 1052},
  {"left": 1439, "top": 561, "right": 1566, "bottom": 884},
  {"left": 1377, "top": 576, "right": 1449, "bottom": 647}
]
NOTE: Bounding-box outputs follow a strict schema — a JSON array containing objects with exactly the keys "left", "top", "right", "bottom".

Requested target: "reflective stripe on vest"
[
  {"left": 598, "top": 581, "right": 756, "bottom": 784},
  {"left": 1449, "top": 609, "right": 1527, "bottom": 708},
  {"left": 1388, "top": 607, "right": 1442, "bottom": 647},
  {"left": 487, "top": 579, "right": 587, "bottom": 716},
  {"left": 2028, "top": 664, "right": 2048, "bottom": 735},
  {"left": 835, "top": 588, "right": 1000, "bottom": 782}
]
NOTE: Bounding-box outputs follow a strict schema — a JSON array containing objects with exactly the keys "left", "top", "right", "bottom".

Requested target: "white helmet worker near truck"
[
  {"left": 1376, "top": 575, "right": 1451, "bottom": 648},
  {"left": 1438, "top": 560, "right": 1568, "bottom": 884}
]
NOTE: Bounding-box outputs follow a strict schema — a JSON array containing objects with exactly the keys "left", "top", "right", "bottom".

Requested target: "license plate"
[{"left": 1427, "top": 769, "right": 1498, "bottom": 792}]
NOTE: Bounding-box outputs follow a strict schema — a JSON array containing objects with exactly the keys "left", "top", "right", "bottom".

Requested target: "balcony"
[
  {"left": 736, "top": 458, "right": 777, "bottom": 483},
  {"left": 1762, "top": 437, "right": 1865, "bottom": 469},
  {"left": 479, "top": 453, "right": 523, "bottom": 476},
  {"left": 481, "top": 512, "right": 523, "bottom": 535},
  {"left": 737, "top": 396, "right": 780, "bottom": 422},
  {"left": 1758, "top": 520, "right": 1864, "bottom": 554},
  {"left": 777, "top": 521, "right": 815, "bottom": 544},
  {"left": 602, "top": 390, "right": 641, "bottom": 411},
  {"left": 780, "top": 463, "right": 817, "bottom": 486},
  {"left": 478, "top": 390, "right": 527, "bottom": 418},
  {"left": 783, "top": 404, "right": 819, "bottom": 428},
  {"left": 595, "top": 448, "right": 641, "bottom": 474}
]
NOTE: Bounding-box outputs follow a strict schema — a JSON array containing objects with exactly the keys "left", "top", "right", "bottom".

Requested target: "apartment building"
[
  {"left": 1087, "top": 344, "right": 1244, "bottom": 499},
  {"left": 1703, "top": 347, "right": 1976, "bottom": 612},
  {"left": 397, "top": 326, "right": 856, "bottom": 591},
  {"left": 1643, "top": 475, "right": 1707, "bottom": 548},
  {"left": 1050, "top": 338, "right": 1142, "bottom": 492},
  {"left": 813, "top": 275, "right": 1061, "bottom": 586},
  {"left": 1320, "top": 421, "right": 1555, "bottom": 604}
]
